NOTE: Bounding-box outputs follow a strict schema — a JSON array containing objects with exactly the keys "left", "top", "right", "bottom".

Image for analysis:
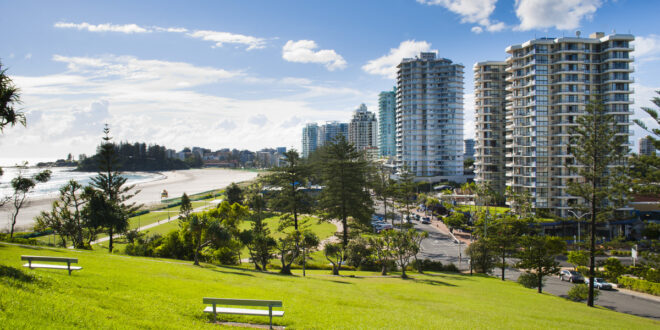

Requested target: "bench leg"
[
  {"left": 269, "top": 306, "right": 273, "bottom": 329},
  {"left": 67, "top": 261, "right": 72, "bottom": 276},
  {"left": 213, "top": 303, "right": 217, "bottom": 322},
  {"left": 28, "top": 260, "right": 32, "bottom": 268}
]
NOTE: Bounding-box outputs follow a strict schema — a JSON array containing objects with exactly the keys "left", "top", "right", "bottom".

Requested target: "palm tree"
[{"left": 0, "top": 61, "right": 25, "bottom": 132}]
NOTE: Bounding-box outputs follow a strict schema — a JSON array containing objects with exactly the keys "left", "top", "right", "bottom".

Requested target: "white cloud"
[
  {"left": 514, "top": 0, "right": 602, "bottom": 31},
  {"left": 24, "top": 53, "right": 32, "bottom": 60},
  {"left": 417, "top": 0, "right": 505, "bottom": 33},
  {"left": 3, "top": 54, "right": 372, "bottom": 159},
  {"left": 188, "top": 30, "right": 266, "bottom": 50},
  {"left": 248, "top": 114, "right": 268, "bottom": 127},
  {"left": 634, "top": 35, "right": 660, "bottom": 62},
  {"left": 54, "top": 21, "right": 150, "bottom": 33},
  {"left": 153, "top": 26, "right": 188, "bottom": 33},
  {"left": 362, "top": 40, "right": 435, "bottom": 79},
  {"left": 282, "top": 40, "right": 347, "bottom": 71}
]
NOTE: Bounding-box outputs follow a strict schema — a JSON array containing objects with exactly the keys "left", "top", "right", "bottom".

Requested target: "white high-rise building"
[
  {"left": 475, "top": 32, "right": 635, "bottom": 216},
  {"left": 349, "top": 103, "right": 378, "bottom": 157},
  {"left": 302, "top": 123, "right": 318, "bottom": 158},
  {"left": 474, "top": 62, "right": 507, "bottom": 195},
  {"left": 378, "top": 87, "right": 397, "bottom": 158},
  {"left": 640, "top": 136, "right": 656, "bottom": 156},
  {"left": 396, "top": 52, "right": 464, "bottom": 182},
  {"left": 318, "top": 121, "right": 349, "bottom": 147}
]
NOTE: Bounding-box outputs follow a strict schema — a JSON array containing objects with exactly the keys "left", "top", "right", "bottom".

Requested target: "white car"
[{"left": 585, "top": 278, "right": 613, "bottom": 290}]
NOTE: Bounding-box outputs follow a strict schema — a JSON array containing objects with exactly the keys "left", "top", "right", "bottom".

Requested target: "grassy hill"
[{"left": 1, "top": 243, "right": 658, "bottom": 329}]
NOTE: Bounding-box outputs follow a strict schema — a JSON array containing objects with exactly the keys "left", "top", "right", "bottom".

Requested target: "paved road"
[
  {"left": 501, "top": 268, "right": 660, "bottom": 320},
  {"left": 373, "top": 201, "right": 660, "bottom": 320}
]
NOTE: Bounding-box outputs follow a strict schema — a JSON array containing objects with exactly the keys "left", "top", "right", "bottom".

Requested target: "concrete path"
[{"left": 91, "top": 203, "right": 215, "bottom": 245}]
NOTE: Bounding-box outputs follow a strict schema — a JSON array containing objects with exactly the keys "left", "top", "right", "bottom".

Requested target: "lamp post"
[{"left": 567, "top": 209, "right": 590, "bottom": 251}]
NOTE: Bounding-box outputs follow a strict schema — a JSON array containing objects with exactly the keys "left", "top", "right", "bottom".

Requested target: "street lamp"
[{"left": 567, "top": 209, "right": 591, "bottom": 251}]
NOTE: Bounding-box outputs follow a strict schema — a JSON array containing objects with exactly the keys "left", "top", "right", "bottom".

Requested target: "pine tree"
[
  {"left": 89, "top": 124, "right": 141, "bottom": 253},
  {"left": 566, "top": 100, "right": 630, "bottom": 306}
]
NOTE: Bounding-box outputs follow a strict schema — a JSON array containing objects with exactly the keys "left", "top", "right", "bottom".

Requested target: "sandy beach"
[{"left": 1, "top": 168, "right": 259, "bottom": 232}]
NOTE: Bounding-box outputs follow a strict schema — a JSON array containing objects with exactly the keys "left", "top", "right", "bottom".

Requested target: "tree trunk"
[
  {"left": 501, "top": 252, "right": 506, "bottom": 281},
  {"left": 588, "top": 193, "right": 596, "bottom": 307},
  {"left": 332, "top": 265, "right": 339, "bottom": 275},
  {"left": 342, "top": 217, "right": 348, "bottom": 248},
  {"left": 537, "top": 271, "right": 543, "bottom": 293},
  {"left": 302, "top": 248, "right": 306, "bottom": 277},
  {"left": 108, "top": 227, "right": 113, "bottom": 253},
  {"left": 193, "top": 246, "right": 200, "bottom": 266},
  {"left": 381, "top": 263, "right": 387, "bottom": 275}
]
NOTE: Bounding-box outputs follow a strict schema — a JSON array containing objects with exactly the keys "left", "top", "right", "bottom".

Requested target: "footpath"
[{"left": 90, "top": 200, "right": 223, "bottom": 245}]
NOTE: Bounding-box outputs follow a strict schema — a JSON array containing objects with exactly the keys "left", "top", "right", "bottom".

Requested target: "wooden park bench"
[
  {"left": 203, "top": 297, "right": 283, "bottom": 329},
  {"left": 21, "top": 255, "right": 82, "bottom": 276}
]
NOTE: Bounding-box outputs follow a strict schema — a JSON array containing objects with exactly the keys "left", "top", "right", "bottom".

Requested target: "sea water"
[{"left": 0, "top": 166, "right": 164, "bottom": 199}]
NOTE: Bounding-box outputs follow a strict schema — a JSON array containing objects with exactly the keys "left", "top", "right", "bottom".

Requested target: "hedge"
[{"left": 617, "top": 276, "right": 660, "bottom": 296}]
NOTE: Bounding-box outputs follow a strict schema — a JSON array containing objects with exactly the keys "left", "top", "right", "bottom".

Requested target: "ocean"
[{"left": 0, "top": 166, "right": 164, "bottom": 199}]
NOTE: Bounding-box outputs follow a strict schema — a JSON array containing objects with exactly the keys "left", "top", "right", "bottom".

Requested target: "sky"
[{"left": 0, "top": 0, "right": 659, "bottom": 164}]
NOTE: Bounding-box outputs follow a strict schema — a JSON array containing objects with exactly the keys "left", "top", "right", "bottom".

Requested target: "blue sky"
[{"left": 0, "top": 0, "right": 659, "bottom": 162}]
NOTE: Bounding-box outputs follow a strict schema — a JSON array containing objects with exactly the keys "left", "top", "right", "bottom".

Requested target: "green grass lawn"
[
  {"left": 1, "top": 243, "right": 657, "bottom": 329},
  {"left": 454, "top": 205, "right": 510, "bottom": 214}
]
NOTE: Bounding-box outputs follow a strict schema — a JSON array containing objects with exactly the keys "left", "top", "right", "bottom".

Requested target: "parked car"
[
  {"left": 374, "top": 223, "right": 393, "bottom": 233},
  {"left": 585, "top": 278, "right": 613, "bottom": 290},
  {"left": 559, "top": 270, "right": 585, "bottom": 283},
  {"left": 421, "top": 217, "right": 431, "bottom": 224}
]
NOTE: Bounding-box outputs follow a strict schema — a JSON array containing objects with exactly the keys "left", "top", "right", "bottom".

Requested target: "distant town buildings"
[
  {"left": 475, "top": 32, "right": 635, "bottom": 216},
  {"left": 349, "top": 103, "right": 378, "bottom": 158},
  {"left": 396, "top": 52, "right": 465, "bottom": 182},
  {"left": 640, "top": 136, "right": 656, "bottom": 156},
  {"left": 378, "top": 87, "right": 397, "bottom": 158}
]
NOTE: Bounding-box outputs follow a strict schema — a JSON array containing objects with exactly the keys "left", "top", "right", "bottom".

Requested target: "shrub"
[
  {"left": 567, "top": 284, "right": 598, "bottom": 302},
  {"left": 442, "top": 263, "right": 460, "bottom": 273},
  {"left": 411, "top": 259, "right": 445, "bottom": 272},
  {"left": 603, "top": 257, "right": 625, "bottom": 282},
  {"left": 617, "top": 276, "right": 660, "bottom": 296},
  {"left": 0, "top": 234, "right": 40, "bottom": 246},
  {"left": 517, "top": 272, "right": 539, "bottom": 289}
]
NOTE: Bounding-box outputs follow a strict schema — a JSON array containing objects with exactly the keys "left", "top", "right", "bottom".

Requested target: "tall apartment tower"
[
  {"left": 473, "top": 62, "right": 507, "bottom": 195},
  {"left": 378, "top": 87, "right": 397, "bottom": 158},
  {"left": 349, "top": 103, "right": 378, "bottom": 157},
  {"left": 463, "top": 138, "right": 476, "bottom": 161},
  {"left": 640, "top": 136, "right": 656, "bottom": 156},
  {"left": 396, "top": 52, "right": 464, "bottom": 182},
  {"left": 477, "top": 32, "right": 634, "bottom": 216},
  {"left": 318, "top": 121, "right": 349, "bottom": 146},
  {"left": 302, "top": 123, "right": 318, "bottom": 158}
]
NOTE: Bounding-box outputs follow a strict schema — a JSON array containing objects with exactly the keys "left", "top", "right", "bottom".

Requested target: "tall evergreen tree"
[
  {"left": 567, "top": 100, "right": 630, "bottom": 306},
  {"left": 89, "top": 124, "right": 141, "bottom": 253},
  {"left": 394, "top": 166, "right": 416, "bottom": 227},
  {"left": 264, "top": 150, "right": 311, "bottom": 231},
  {"left": 317, "top": 135, "right": 373, "bottom": 248}
]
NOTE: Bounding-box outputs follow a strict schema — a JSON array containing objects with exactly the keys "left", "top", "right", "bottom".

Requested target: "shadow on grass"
[
  {"left": 207, "top": 267, "right": 256, "bottom": 277},
  {"left": 325, "top": 279, "right": 352, "bottom": 285},
  {"left": 0, "top": 265, "right": 45, "bottom": 290},
  {"left": 410, "top": 278, "right": 457, "bottom": 287}
]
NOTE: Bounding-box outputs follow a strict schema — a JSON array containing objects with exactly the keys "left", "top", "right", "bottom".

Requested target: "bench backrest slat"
[
  {"left": 203, "top": 298, "right": 282, "bottom": 307},
  {"left": 21, "top": 255, "right": 78, "bottom": 263}
]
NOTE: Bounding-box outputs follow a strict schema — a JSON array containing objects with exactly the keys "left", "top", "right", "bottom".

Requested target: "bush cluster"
[
  {"left": 617, "top": 276, "right": 660, "bottom": 296},
  {"left": 567, "top": 284, "right": 599, "bottom": 302}
]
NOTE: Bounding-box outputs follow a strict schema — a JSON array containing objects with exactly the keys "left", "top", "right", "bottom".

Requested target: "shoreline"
[{"left": 1, "top": 168, "right": 259, "bottom": 232}]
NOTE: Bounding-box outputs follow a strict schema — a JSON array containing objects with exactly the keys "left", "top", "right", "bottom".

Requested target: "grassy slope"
[{"left": 1, "top": 243, "right": 657, "bottom": 329}]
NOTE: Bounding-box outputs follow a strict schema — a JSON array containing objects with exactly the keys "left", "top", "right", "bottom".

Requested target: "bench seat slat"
[
  {"left": 203, "top": 306, "right": 284, "bottom": 317},
  {"left": 203, "top": 298, "right": 282, "bottom": 307},
  {"left": 21, "top": 255, "right": 78, "bottom": 263},
  {"left": 23, "top": 263, "right": 82, "bottom": 270}
]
